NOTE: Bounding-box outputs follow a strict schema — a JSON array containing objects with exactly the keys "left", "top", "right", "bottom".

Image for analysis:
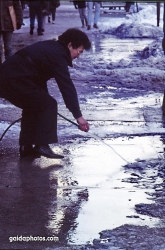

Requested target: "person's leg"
[
  {"left": 42, "top": 14, "right": 46, "bottom": 31},
  {"left": 19, "top": 93, "right": 61, "bottom": 158},
  {"left": 2, "top": 31, "right": 13, "bottom": 59},
  {"left": 87, "top": 2, "right": 93, "bottom": 29},
  {"left": 52, "top": 8, "right": 56, "bottom": 23},
  {"left": 35, "top": 3, "right": 43, "bottom": 35},
  {"left": 162, "top": 90, "right": 165, "bottom": 115},
  {"left": 125, "top": 2, "right": 132, "bottom": 12},
  {"left": 93, "top": 2, "right": 100, "bottom": 28},
  {"left": 48, "top": 14, "right": 51, "bottom": 23},
  {"left": 29, "top": 3, "right": 35, "bottom": 34},
  {"left": 78, "top": 9, "right": 84, "bottom": 27},
  {"left": 19, "top": 109, "right": 38, "bottom": 157},
  {"left": 19, "top": 97, "right": 58, "bottom": 146},
  {"left": 0, "top": 32, "right": 3, "bottom": 63},
  {"left": 82, "top": 8, "right": 88, "bottom": 26}
]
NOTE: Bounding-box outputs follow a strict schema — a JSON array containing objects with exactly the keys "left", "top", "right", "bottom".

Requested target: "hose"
[
  {"left": 0, "top": 112, "right": 141, "bottom": 164},
  {"left": 0, "top": 112, "right": 78, "bottom": 141},
  {"left": 0, "top": 118, "right": 21, "bottom": 141}
]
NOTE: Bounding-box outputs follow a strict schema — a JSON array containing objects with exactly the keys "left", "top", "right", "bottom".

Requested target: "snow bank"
[
  {"left": 102, "top": 4, "right": 163, "bottom": 38},
  {"left": 110, "top": 22, "right": 163, "bottom": 38}
]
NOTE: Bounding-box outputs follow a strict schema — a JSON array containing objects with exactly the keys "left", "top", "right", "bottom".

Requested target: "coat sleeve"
[
  {"left": 50, "top": 54, "right": 82, "bottom": 119},
  {"left": 13, "top": 0, "right": 23, "bottom": 29}
]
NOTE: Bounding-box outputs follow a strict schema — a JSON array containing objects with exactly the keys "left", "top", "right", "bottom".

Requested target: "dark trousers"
[
  {"left": 29, "top": 1, "right": 43, "bottom": 32},
  {"left": 0, "top": 55, "right": 58, "bottom": 146},
  {"left": 19, "top": 93, "right": 58, "bottom": 146},
  {"left": 125, "top": 2, "right": 134, "bottom": 12},
  {"left": 49, "top": 8, "right": 56, "bottom": 21}
]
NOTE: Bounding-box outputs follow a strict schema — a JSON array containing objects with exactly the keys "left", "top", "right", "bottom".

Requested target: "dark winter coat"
[
  {"left": 28, "top": 1, "right": 47, "bottom": 9},
  {"left": 44, "top": 0, "right": 60, "bottom": 15},
  {"left": 73, "top": 1, "right": 86, "bottom": 9},
  {"left": 0, "top": 0, "right": 23, "bottom": 31},
  {"left": 0, "top": 40, "right": 82, "bottom": 119},
  {"left": 49, "top": 0, "right": 60, "bottom": 10}
]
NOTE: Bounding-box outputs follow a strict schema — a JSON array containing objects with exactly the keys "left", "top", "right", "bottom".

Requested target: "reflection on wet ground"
[
  {"left": 82, "top": 35, "right": 154, "bottom": 64},
  {"left": 60, "top": 136, "right": 164, "bottom": 244},
  {"left": 1, "top": 123, "right": 165, "bottom": 246}
]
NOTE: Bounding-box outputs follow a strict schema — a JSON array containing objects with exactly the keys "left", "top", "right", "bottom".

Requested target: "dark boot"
[
  {"left": 81, "top": 20, "right": 85, "bottom": 28},
  {"left": 29, "top": 26, "right": 34, "bottom": 35},
  {"left": 33, "top": 145, "right": 64, "bottom": 159},
  {"left": 37, "top": 29, "right": 43, "bottom": 36},
  {"left": 162, "top": 37, "right": 165, "bottom": 55},
  {"left": 93, "top": 23, "right": 99, "bottom": 29},
  {"left": 87, "top": 25, "right": 91, "bottom": 30}
]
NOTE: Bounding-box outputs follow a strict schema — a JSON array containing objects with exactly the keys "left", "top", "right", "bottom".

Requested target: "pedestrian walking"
[
  {"left": 87, "top": 1, "right": 101, "bottom": 30},
  {"left": 48, "top": 0, "right": 60, "bottom": 24},
  {"left": 73, "top": 1, "right": 88, "bottom": 28},
  {"left": 28, "top": 1, "right": 47, "bottom": 36},
  {"left": 0, "top": 28, "right": 91, "bottom": 159},
  {"left": 125, "top": 2, "right": 134, "bottom": 12},
  {"left": 0, "top": 0, "right": 23, "bottom": 63}
]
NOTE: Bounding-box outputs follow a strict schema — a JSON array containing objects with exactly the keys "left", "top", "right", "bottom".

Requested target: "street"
[{"left": 0, "top": 2, "right": 165, "bottom": 249}]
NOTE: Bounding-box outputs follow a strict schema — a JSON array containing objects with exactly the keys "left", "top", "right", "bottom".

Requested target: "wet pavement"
[{"left": 1, "top": 2, "right": 165, "bottom": 250}]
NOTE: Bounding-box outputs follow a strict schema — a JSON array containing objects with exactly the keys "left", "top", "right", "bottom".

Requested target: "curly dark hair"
[{"left": 58, "top": 28, "right": 91, "bottom": 51}]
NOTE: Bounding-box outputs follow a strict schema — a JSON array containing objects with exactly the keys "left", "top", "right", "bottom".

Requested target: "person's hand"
[
  {"left": 42, "top": 9, "right": 47, "bottom": 15},
  {"left": 77, "top": 116, "right": 89, "bottom": 132}
]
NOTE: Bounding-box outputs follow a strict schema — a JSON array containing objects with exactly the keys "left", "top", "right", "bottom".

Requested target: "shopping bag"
[{"left": 9, "top": 5, "right": 17, "bottom": 30}]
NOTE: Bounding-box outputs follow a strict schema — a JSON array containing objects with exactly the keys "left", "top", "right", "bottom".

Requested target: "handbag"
[{"left": 8, "top": 5, "right": 17, "bottom": 30}]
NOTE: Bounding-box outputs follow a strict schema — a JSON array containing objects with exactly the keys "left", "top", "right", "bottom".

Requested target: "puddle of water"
[
  {"left": 49, "top": 135, "right": 165, "bottom": 245},
  {"left": 69, "top": 185, "right": 159, "bottom": 244},
  {"left": 88, "top": 36, "right": 154, "bottom": 63}
]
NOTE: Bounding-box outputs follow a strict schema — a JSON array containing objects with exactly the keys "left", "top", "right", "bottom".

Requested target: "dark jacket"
[
  {"left": 73, "top": 1, "right": 86, "bottom": 9},
  {"left": 48, "top": 0, "right": 60, "bottom": 10},
  {"left": 2, "top": 40, "right": 82, "bottom": 119},
  {"left": 0, "top": 0, "right": 23, "bottom": 31},
  {"left": 28, "top": 1, "right": 47, "bottom": 10}
]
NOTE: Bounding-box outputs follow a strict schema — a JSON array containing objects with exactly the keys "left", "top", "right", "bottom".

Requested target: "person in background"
[
  {"left": 73, "top": 1, "right": 88, "bottom": 28},
  {"left": 125, "top": 2, "right": 134, "bottom": 12},
  {"left": 0, "top": 28, "right": 91, "bottom": 159},
  {"left": 0, "top": 0, "right": 23, "bottom": 64},
  {"left": 28, "top": 1, "right": 47, "bottom": 36},
  {"left": 48, "top": 0, "right": 59, "bottom": 24},
  {"left": 87, "top": 1, "right": 101, "bottom": 30},
  {"left": 20, "top": 0, "right": 26, "bottom": 10}
]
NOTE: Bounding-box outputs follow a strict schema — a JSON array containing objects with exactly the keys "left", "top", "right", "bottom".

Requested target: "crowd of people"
[{"left": 0, "top": 1, "right": 134, "bottom": 61}]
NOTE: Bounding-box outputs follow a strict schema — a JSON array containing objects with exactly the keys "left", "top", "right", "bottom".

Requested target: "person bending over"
[{"left": 0, "top": 28, "right": 91, "bottom": 159}]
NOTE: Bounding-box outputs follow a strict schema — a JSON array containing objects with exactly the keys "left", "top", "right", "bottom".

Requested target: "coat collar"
[{"left": 57, "top": 40, "right": 73, "bottom": 67}]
